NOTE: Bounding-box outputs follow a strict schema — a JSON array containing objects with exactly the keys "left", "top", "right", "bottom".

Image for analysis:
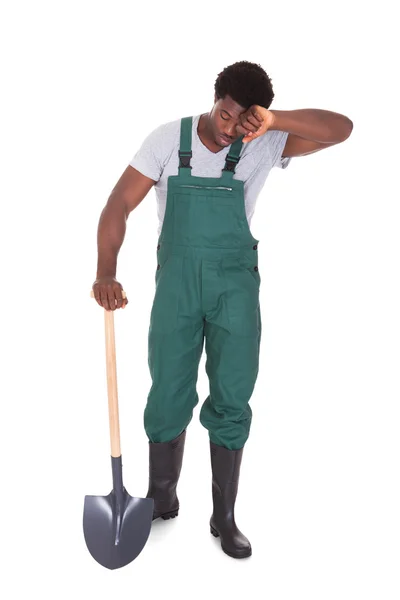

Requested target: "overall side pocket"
[{"left": 150, "top": 254, "right": 183, "bottom": 335}]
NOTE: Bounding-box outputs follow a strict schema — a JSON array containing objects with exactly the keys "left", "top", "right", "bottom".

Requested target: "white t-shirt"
[{"left": 129, "top": 113, "right": 291, "bottom": 236}]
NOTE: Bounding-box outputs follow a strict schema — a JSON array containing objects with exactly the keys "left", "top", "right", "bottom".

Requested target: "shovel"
[{"left": 83, "top": 290, "right": 154, "bottom": 569}]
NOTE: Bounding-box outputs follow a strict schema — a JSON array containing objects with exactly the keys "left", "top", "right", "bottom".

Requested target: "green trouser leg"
[
  {"left": 144, "top": 325, "right": 204, "bottom": 443},
  {"left": 144, "top": 254, "right": 205, "bottom": 443},
  {"left": 199, "top": 270, "right": 262, "bottom": 451}
]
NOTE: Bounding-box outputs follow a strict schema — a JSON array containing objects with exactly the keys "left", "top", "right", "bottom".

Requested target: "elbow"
[
  {"left": 328, "top": 116, "right": 353, "bottom": 145},
  {"left": 340, "top": 117, "right": 353, "bottom": 142}
]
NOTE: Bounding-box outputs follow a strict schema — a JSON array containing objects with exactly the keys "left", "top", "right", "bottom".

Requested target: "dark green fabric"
[
  {"left": 179, "top": 116, "right": 192, "bottom": 156},
  {"left": 144, "top": 116, "right": 262, "bottom": 450}
]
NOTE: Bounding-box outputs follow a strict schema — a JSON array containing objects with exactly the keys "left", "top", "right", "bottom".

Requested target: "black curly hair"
[{"left": 214, "top": 60, "right": 275, "bottom": 110}]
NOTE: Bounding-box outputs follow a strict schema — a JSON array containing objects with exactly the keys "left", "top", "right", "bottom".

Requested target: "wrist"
[
  {"left": 269, "top": 109, "right": 286, "bottom": 131},
  {"left": 96, "top": 266, "right": 117, "bottom": 279},
  {"left": 96, "top": 273, "right": 116, "bottom": 280},
  {"left": 96, "top": 254, "right": 117, "bottom": 280}
]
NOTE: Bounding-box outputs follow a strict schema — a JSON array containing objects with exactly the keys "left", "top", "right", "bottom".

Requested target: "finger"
[
  {"left": 251, "top": 108, "right": 264, "bottom": 123},
  {"left": 240, "top": 112, "right": 261, "bottom": 131},
  {"left": 100, "top": 288, "right": 111, "bottom": 311},
  {"left": 113, "top": 287, "right": 122, "bottom": 309},
  {"left": 93, "top": 287, "right": 102, "bottom": 307},
  {"left": 238, "top": 118, "right": 258, "bottom": 133},
  {"left": 237, "top": 125, "right": 259, "bottom": 140},
  {"left": 242, "top": 131, "right": 260, "bottom": 143},
  {"left": 246, "top": 113, "right": 263, "bottom": 128},
  {"left": 236, "top": 124, "right": 251, "bottom": 136},
  {"left": 239, "top": 116, "right": 250, "bottom": 133},
  {"left": 107, "top": 286, "right": 117, "bottom": 311}
]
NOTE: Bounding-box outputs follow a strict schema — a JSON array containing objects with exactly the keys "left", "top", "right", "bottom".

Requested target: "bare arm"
[
  {"left": 93, "top": 165, "right": 156, "bottom": 310},
  {"left": 236, "top": 105, "right": 353, "bottom": 156},
  {"left": 270, "top": 109, "right": 353, "bottom": 157}
]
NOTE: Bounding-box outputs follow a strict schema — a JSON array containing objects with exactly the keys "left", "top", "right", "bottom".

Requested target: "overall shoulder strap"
[
  {"left": 178, "top": 116, "right": 193, "bottom": 171},
  {"left": 223, "top": 135, "right": 244, "bottom": 174}
]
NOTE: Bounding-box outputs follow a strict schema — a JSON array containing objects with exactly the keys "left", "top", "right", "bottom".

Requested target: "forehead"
[{"left": 217, "top": 95, "right": 246, "bottom": 116}]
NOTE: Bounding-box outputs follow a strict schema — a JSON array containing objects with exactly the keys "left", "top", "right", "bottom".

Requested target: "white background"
[{"left": 1, "top": 1, "right": 399, "bottom": 598}]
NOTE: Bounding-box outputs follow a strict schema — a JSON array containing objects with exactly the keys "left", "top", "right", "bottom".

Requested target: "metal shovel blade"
[
  {"left": 83, "top": 489, "right": 154, "bottom": 569},
  {"left": 84, "top": 306, "right": 154, "bottom": 569}
]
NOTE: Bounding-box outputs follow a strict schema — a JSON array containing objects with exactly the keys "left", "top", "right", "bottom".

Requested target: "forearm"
[
  {"left": 96, "top": 197, "right": 127, "bottom": 278},
  {"left": 270, "top": 109, "right": 353, "bottom": 143}
]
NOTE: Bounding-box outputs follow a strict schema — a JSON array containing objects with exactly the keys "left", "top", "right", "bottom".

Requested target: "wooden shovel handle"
[{"left": 90, "top": 289, "right": 127, "bottom": 458}]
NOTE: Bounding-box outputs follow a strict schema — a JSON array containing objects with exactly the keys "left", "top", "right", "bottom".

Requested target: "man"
[{"left": 92, "top": 61, "right": 353, "bottom": 559}]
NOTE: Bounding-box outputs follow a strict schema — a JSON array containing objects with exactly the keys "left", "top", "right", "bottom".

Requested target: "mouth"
[{"left": 218, "top": 134, "right": 232, "bottom": 146}]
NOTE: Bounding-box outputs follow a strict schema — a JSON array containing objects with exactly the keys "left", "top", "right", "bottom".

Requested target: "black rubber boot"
[
  {"left": 209, "top": 441, "right": 252, "bottom": 558},
  {"left": 146, "top": 429, "right": 186, "bottom": 521}
]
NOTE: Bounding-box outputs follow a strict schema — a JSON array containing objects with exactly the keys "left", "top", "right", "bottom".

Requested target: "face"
[{"left": 210, "top": 94, "right": 247, "bottom": 148}]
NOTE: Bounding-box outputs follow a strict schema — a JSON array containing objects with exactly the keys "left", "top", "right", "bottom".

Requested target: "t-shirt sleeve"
[
  {"left": 267, "top": 130, "right": 292, "bottom": 169},
  {"left": 129, "top": 124, "right": 166, "bottom": 182}
]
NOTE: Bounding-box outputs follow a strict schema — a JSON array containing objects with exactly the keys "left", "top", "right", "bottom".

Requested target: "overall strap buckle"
[
  {"left": 178, "top": 150, "right": 192, "bottom": 169},
  {"left": 222, "top": 154, "right": 240, "bottom": 173}
]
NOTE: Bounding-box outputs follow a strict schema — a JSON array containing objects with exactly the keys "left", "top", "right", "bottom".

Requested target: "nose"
[
  {"left": 225, "top": 122, "right": 238, "bottom": 138},
  {"left": 222, "top": 129, "right": 235, "bottom": 140}
]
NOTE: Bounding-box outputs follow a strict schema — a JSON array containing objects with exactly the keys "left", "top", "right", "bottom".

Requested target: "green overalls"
[{"left": 144, "top": 116, "right": 262, "bottom": 451}]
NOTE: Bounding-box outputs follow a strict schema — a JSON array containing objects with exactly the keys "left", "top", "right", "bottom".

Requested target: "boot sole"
[
  {"left": 153, "top": 509, "right": 179, "bottom": 521},
  {"left": 162, "top": 509, "right": 179, "bottom": 520},
  {"left": 210, "top": 525, "right": 252, "bottom": 559}
]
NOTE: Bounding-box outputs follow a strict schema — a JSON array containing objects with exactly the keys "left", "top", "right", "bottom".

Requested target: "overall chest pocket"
[{"left": 172, "top": 191, "right": 244, "bottom": 248}]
